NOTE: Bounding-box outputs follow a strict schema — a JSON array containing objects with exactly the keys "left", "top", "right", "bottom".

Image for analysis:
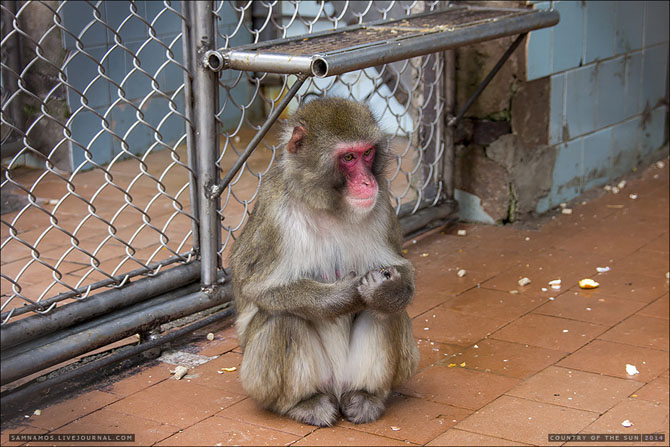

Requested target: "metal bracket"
[
  {"left": 447, "top": 33, "right": 528, "bottom": 128},
  {"left": 208, "top": 74, "right": 309, "bottom": 200}
]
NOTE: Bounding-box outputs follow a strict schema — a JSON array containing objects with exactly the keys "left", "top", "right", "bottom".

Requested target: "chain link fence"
[
  {"left": 1, "top": 0, "right": 451, "bottom": 394},
  {"left": 2, "top": 0, "right": 445, "bottom": 326}
]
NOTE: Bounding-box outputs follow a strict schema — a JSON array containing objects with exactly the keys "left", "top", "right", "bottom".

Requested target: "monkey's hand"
[{"left": 357, "top": 266, "right": 414, "bottom": 313}]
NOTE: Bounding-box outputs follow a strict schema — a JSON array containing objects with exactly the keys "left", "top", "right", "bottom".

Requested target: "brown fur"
[{"left": 230, "top": 98, "right": 419, "bottom": 426}]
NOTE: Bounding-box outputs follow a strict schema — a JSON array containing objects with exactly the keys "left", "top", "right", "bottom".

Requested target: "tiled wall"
[{"left": 527, "top": 1, "right": 669, "bottom": 213}]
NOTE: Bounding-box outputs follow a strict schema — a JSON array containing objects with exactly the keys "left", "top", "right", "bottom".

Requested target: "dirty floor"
[{"left": 1, "top": 159, "right": 669, "bottom": 446}]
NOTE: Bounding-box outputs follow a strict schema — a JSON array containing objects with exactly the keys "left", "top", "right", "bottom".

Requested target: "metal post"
[
  {"left": 443, "top": 49, "right": 456, "bottom": 200},
  {"left": 192, "top": 1, "right": 220, "bottom": 287},
  {"left": 180, "top": 1, "right": 200, "bottom": 252},
  {"left": 0, "top": 0, "right": 24, "bottom": 158}
]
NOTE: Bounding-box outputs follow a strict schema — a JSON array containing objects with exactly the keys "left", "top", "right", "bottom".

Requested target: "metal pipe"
[
  {"left": 443, "top": 49, "right": 456, "bottom": 200},
  {"left": 209, "top": 75, "right": 307, "bottom": 199},
  {"left": 447, "top": 33, "right": 527, "bottom": 128},
  {"left": 399, "top": 201, "right": 458, "bottom": 238},
  {"left": 0, "top": 282, "right": 231, "bottom": 386},
  {"left": 5, "top": 273, "right": 220, "bottom": 358},
  {"left": 0, "top": 307, "right": 235, "bottom": 411},
  {"left": 192, "top": 1, "right": 220, "bottom": 287},
  {"left": 221, "top": 50, "right": 313, "bottom": 75},
  {"left": 0, "top": 261, "right": 201, "bottom": 350},
  {"left": 0, "top": 0, "right": 24, "bottom": 154},
  {"left": 312, "top": 14, "right": 554, "bottom": 78},
  {"left": 180, "top": 0, "right": 201, "bottom": 252}
]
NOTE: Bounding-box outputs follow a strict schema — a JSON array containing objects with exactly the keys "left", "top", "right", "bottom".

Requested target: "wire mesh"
[
  {"left": 1, "top": 0, "right": 446, "bottom": 325},
  {"left": 213, "top": 0, "right": 446, "bottom": 267},
  {"left": 1, "top": 1, "right": 197, "bottom": 324}
]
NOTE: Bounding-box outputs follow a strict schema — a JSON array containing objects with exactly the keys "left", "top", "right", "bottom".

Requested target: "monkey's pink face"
[{"left": 336, "top": 143, "right": 378, "bottom": 211}]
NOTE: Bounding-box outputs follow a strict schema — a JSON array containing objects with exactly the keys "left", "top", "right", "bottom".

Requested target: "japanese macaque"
[{"left": 230, "top": 97, "right": 419, "bottom": 427}]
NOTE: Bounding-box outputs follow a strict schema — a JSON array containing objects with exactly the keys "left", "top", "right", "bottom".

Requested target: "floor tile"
[
  {"left": 506, "top": 366, "right": 643, "bottom": 413},
  {"left": 186, "top": 351, "right": 246, "bottom": 395},
  {"left": 26, "top": 390, "right": 118, "bottom": 431},
  {"left": 455, "top": 395, "right": 598, "bottom": 446},
  {"left": 491, "top": 313, "right": 606, "bottom": 351},
  {"left": 438, "top": 287, "right": 544, "bottom": 323},
  {"left": 613, "top": 248, "right": 670, "bottom": 277},
  {"left": 342, "top": 393, "right": 471, "bottom": 445},
  {"left": 408, "top": 269, "right": 492, "bottom": 318},
  {"left": 578, "top": 398, "right": 669, "bottom": 439},
  {"left": 293, "top": 426, "right": 412, "bottom": 446},
  {"left": 216, "top": 398, "right": 316, "bottom": 437},
  {"left": 0, "top": 426, "right": 47, "bottom": 447},
  {"left": 103, "top": 363, "right": 172, "bottom": 397},
  {"left": 193, "top": 326, "right": 240, "bottom": 357},
  {"left": 632, "top": 377, "right": 670, "bottom": 407},
  {"left": 412, "top": 306, "right": 506, "bottom": 346},
  {"left": 533, "top": 292, "right": 647, "bottom": 326},
  {"left": 637, "top": 294, "right": 669, "bottom": 320},
  {"left": 107, "top": 378, "right": 245, "bottom": 427},
  {"left": 156, "top": 415, "right": 300, "bottom": 446},
  {"left": 427, "top": 428, "right": 531, "bottom": 446},
  {"left": 397, "top": 364, "right": 520, "bottom": 410},
  {"left": 441, "top": 339, "right": 567, "bottom": 379},
  {"left": 558, "top": 340, "right": 669, "bottom": 382},
  {"left": 598, "top": 315, "right": 669, "bottom": 351},
  {"left": 52, "top": 408, "right": 179, "bottom": 446},
  {"left": 574, "top": 271, "right": 669, "bottom": 304},
  {"left": 415, "top": 339, "right": 463, "bottom": 370}
]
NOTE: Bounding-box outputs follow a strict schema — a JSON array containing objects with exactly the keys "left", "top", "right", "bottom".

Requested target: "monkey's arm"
[{"left": 239, "top": 275, "right": 364, "bottom": 320}]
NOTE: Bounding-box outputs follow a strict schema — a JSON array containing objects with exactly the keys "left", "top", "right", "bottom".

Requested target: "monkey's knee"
[
  {"left": 239, "top": 315, "right": 327, "bottom": 413},
  {"left": 392, "top": 312, "right": 420, "bottom": 387}
]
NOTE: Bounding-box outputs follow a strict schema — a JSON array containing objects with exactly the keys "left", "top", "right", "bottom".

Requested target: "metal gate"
[
  {"left": 1, "top": 0, "right": 558, "bottom": 407},
  {"left": 0, "top": 0, "right": 452, "bottom": 405}
]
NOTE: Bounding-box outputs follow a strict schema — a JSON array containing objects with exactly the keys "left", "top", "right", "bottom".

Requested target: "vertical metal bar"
[
  {"left": 192, "top": 1, "right": 220, "bottom": 287},
  {"left": 180, "top": 1, "right": 200, "bottom": 252},
  {"left": 1, "top": 0, "right": 24, "bottom": 146},
  {"left": 443, "top": 49, "right": 456, "bottom": 200},
  {"left": 419, "top": 52, "right": 438, "bottom": 196}
]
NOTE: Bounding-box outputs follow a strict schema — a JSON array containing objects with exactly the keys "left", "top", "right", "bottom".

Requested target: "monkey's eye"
[
  {"left": 363, "top": 148, "right": 372, "bottom": 157},
  {"left": 342, "top": 153, "right": 355, "bottom": 162}
]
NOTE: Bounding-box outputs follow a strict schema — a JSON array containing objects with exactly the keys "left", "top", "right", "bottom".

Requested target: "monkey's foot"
[
  {"left": 340, "top": 390, "right": 385, "bottom": 424},
  {"left": 286, "top": 393, "right": 338, "bottom": 427}
]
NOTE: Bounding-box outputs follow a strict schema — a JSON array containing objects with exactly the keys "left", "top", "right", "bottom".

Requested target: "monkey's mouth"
[{"left": 347, "top": 195, "right": 377, "bottom": 210}]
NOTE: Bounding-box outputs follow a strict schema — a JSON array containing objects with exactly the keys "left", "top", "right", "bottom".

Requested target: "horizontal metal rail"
[
  {"left": 1, "top": 261, "right": 202, "bottom": 350},
  {"left": 1, "top": 280, "right": 231, "bottom": 386},
  {"left": 217, "top": 6, "right": 559, "bottom": 78},
  {"left": 0, "top": 307, "right": 235, "bottom": 411}
]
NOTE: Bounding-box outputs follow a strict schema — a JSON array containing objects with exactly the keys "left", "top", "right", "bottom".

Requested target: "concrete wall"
[{"left": 454, "top": 0, "right": 668, "bottom": 223}]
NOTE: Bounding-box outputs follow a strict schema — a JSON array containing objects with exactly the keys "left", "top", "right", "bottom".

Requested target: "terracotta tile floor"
[{"left": 1, "top": 157, "right": 668, "bottom": 446}]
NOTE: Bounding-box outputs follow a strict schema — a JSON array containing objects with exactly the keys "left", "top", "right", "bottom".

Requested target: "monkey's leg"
[
  {"left": 341, "top": 310, "right": 418, "bottom": 424},
  {"left": 240, "top": 314, "right": 339, "bottom": 427}
]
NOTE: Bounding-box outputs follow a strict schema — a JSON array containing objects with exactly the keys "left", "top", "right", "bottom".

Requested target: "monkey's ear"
[{"left": 286, "top": 126, "right": 306, "bottom": 154}]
